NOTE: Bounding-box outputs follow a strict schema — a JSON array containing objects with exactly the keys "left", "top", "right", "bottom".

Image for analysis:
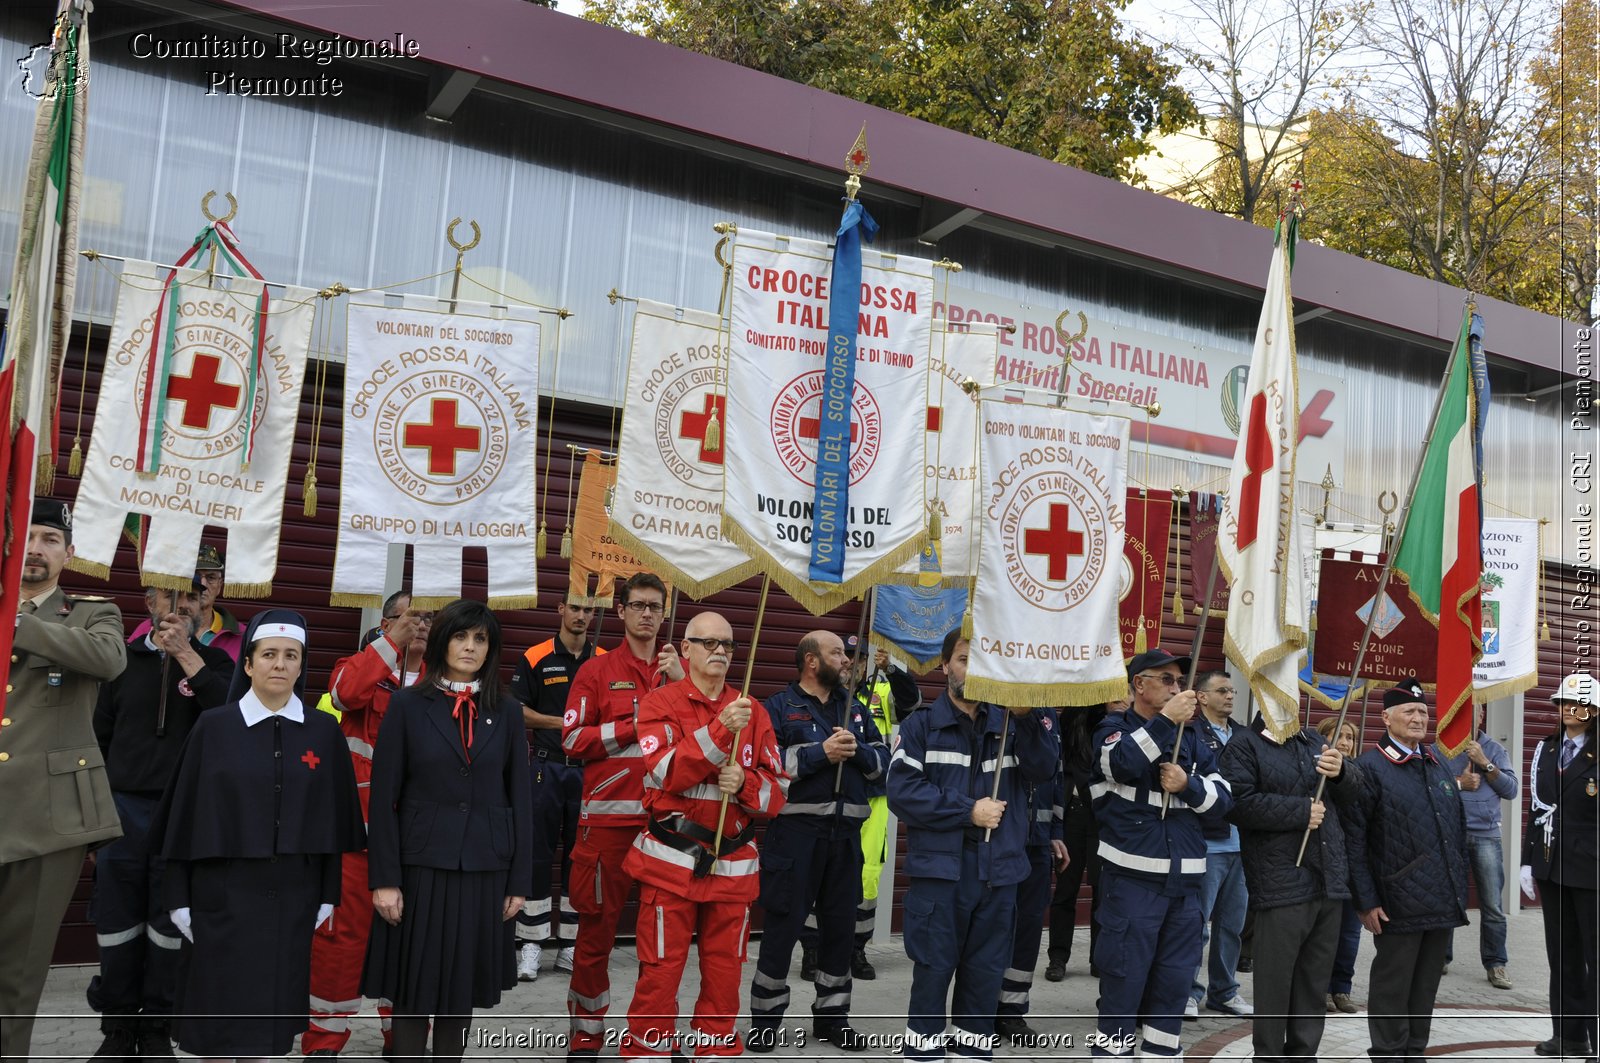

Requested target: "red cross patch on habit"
[{"left": 301, "top": 749, "right": 321, "bottom": 770}]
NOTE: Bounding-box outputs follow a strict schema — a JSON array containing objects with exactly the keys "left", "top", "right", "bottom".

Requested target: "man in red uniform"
[
  {"left": 562, "top": 573, "right": 684, "bottom": 1058},
  {"left": 621, "top": 610, "right": 787, "bottom": 1060},
  {"left": 301, "top": 590, "right": 430, "bottom": 1058}
]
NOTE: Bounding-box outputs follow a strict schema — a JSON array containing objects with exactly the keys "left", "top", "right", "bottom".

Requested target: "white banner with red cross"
[
  {"left": 332, "top": 298, "right": 540, "bottom": 610},
  {"left": 721, "top": 228, "right": 934, "bottom": 614},
  {"left": 608, "top": 300, "right": 756, "bottom": 598},
  {"left": 71, "top": 259, "right": 316, "bottom": 596},
  {"left": 966, "top": 398, "right": 1130, "bottom": 706}
]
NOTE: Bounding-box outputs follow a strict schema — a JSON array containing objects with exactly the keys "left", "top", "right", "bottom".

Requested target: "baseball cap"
[
  {"left": 844, "top": 635, "right": 862, "bottom": 658},
  {"left": 1127, "top": 648, "right": 1191, "bottom": 680}
]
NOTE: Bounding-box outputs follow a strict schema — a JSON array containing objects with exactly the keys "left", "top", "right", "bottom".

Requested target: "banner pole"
[
  {"left": 712, "top": 573, "right": 771, "bottom": 865},
  {"left": 1161, "top": 532, "right": 1222, "bottom": 819},
  {"left": 1295, "top": 321, "right": 1468, "bottom": 866},
  {"left": 983, "top": 709, "right": 1013, "bottom": 843}
]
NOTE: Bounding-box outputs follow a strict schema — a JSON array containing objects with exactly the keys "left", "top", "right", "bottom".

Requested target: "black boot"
[
  {"left": 994, "top": 1016, "right": 1037, "bottom": 1043},
  {"left": 850, "top": 946, "right": 876, "bottom": 981},
  {"left": 92, "top": 1018, "right": 140, "bottom": 1063},
  {"left": 745, "top": 1026, "right": 780, "bottom": 1054},
  {"left": 1535, "top": 1038, "right": 1592, "bottom": 1057},
  {"left": 800, "top": 944, "right": 818, "bottom": 981},
  {"left": 814, "top": 1019, "right": 867, "bottom": 1052},
  {"left": 137, "top": 1016, "right": 176, "bottom": 1059}
]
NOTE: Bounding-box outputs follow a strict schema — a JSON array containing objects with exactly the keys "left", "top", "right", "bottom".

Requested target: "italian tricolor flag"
[{"left": 1393, "top": 315, "right": 1483, "bottom": 756}]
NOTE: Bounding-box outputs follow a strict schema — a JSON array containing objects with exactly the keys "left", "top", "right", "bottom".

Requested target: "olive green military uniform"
[{"left": 0, "top": 587, "right": 125, "bottom": 1061}]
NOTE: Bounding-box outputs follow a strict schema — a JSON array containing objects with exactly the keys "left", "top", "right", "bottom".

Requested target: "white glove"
[
  {"left": 1520, "top": 866, "right": 1537, "bottom": 900},
  {"left": 316, "top": 903, "right": 335, "bottom": 930},
  {"left": 170, "top": 908, "right": 193, "bottom": 943}
]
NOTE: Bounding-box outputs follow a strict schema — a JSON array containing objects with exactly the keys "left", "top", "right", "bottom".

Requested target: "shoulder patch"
[
  {"left": 1042, "top": 715, "right": 1053, "bottom": 731},
  {"left": 640, "top": 734, "right": 660, "bottom": 755},
  {"left": 563, "top": 708, "right": 577, "bottom": 727},
  {"left": 1104, "top": 731, "right": 1122, "bottom": 744},
  {"left": 610, "top": 681, "right": 637, "bottom": 690}
]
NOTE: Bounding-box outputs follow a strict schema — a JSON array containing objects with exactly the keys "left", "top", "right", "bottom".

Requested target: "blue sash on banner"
[
  {"left": 873, "top": 583, "right": 968, "bottom": 666},
  {"left": 808, "top": 201, "right": 879, "bottom": 583}
]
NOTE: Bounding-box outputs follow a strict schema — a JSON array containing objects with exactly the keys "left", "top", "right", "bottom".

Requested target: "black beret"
[
  {"left": 30, "top": 498, "right": 71, "bottom": 532},
  {"left": 1383, "top": 679, "right": 1426, "bottom": 710}
]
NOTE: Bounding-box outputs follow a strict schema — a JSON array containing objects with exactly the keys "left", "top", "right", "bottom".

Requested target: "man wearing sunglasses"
[
  {"left": 561, "top": 573, "right": 684, "bottom": 1058},
  {"left": 301, "top": 589, "right": 431, "bottom": 1058},
  {"left": 1088, "top": 649, "right": 1233, "bottom": 1060},
  {"left": 510, "top": 598, "right": 605, "bottom": 982}
]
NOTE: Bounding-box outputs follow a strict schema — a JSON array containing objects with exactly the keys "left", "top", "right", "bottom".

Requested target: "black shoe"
[
  {"left": 994, "top": 1016, "right": 1036, "bottom": 1043},
  {"left": 92, "top": 1027, "right": 140, "bottom": 1062},
  {"left": 1535, "top": 1038, "right": 1591, "bottom": 1056},
  {"left": 1237, "top": 956, "right": 1253, "bottom": 973},
  {"left": 138, "top": 1019, "right": 176, "bottom": 1059},
  {"left": 800, "top": 945, "right": 818, "bottom": 981},
  {"left": 814, "top": 1021, "right": 868, "bottom": 1052},
  {"left": 851, "top": 946, "right": 876, "bottom": 981},
  {"left": 745, "top": 1026, "right": 780, "bottom": 1054},
  {"left": 1045, "top": 958, "right": 1067, "bottom": 982}
]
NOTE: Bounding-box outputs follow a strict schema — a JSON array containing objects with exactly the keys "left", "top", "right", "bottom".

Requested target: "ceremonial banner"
[
  {"left": 1219, "top": 221, "right": 1308, "bottom": 741},
  {"left": 890, "top": 321, "right": 1000, "bottom": 585},
  {"left": 1311, "top": 556, "right": 1437, "bottom": 685},
  {"left": 723, "top": 228, "right": 933, "bottom": 613},
  {"left": 1119, "top": 488, "right": 1173, "bottom": 660},
  {"left": 1186, "top": 493, "right": 1231, "bottom": 615},
  {"left": 1474, "top": 517, "right": 1538, "bottom": 701},
  {"left": 872, "top": 582, "right": 968, "bottom": 674},
  {"left": 73, "top": 261, "right": 314, "bottom": 593},
  {"left": 608, "top": 300, "right": 756, "bottom": 598},
  {"left": 569, "top": 450, "right": 655, "bottom": 606},
  {"left": 333, "top": 299, "right": 540, "bottom": 609},
  {"left": 2, "top": 0, "right": 87, "bottom": 690},
  {"left": 966, "top": 399, "right": 1129, "bottom": 706}
]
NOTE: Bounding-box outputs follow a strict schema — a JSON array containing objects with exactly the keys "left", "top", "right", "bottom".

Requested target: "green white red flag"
[
  {"left": 1393, "top": 314, "right": 1484, "bottom": 755},
  {"left": 0, "top": 1, "right": 88, "bottom": 689}
]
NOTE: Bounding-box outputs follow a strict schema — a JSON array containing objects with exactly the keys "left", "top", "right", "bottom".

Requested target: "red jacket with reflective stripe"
[
  {"left": 623, "top": 677, "right": 787, "bottom": 902},
  {"left": 328, "top": 635, "right": 421, "bottom": 821},
  {"left": 562, "top": 642, "right": 664, "bottom": 827}
]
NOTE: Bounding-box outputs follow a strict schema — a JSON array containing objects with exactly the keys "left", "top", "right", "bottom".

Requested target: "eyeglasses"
[
  {"left": 382, "top": 612, "right": 432, "bottom": 623},
  {"left": 1138, "top": 672, "right": 1182, "bottom": 686},
  {"left": 684, "top": 636, "right": 736, "bottom": 654},
  {"left": 624, "top": 601, "right": 665, "bottom": 614}
]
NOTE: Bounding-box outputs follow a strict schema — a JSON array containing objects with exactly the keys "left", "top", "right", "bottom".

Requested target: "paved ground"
[{"left": 29, "top": 907, "right": 1571, "bottom": 1059}]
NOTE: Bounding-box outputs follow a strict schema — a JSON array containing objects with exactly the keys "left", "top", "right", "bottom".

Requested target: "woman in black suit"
[
  {"left": 1522, "top": 672, "right": 1598, "bottom": 1060},
  {"left": 362, "top": 599, "right": 531, "bottom": 1062}
]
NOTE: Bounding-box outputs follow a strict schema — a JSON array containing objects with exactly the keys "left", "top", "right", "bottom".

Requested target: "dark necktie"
[{"left": 1560, "top": 738, "right": 1578, "bottom": 770}]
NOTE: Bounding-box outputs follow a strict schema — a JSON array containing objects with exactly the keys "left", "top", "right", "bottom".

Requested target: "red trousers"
[
  {"left": 567, "top": 826, "right": 642, "bottom": 1053},
  {"left": 622, "top": 884, "right": 751, "bottom": 1059},
  {"left": 302, "top": 851, "right": 392, "bottom": 1053}
]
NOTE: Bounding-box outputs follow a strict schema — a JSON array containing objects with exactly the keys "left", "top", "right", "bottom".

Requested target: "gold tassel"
[
  {"left": 704, "top": 408, "right": 721, "bottom": 453},
  {"left": 960, "top": 610, "right": 974, "bottom": 640},
  {"left": 929, "top": 507, "right": 942, "bottom": 542},
  {"left": 1173, "top": 589, "right": 1186, "bottom": 623},
  {"left": 1541, "top": 619, "right": 1551, "bottom": 641},
  {"left": 559, "top": 526, "right": 573, "bottom": 559},
  {"left": 1134, "top": 618, "right": 1148, "bottom": 654},
  {"left": 67, "top": 438, "right": 83, "bottom": 478},
  {"left": 303, "top": 470, "right": 318, "bottom": 517},
  {"left": 536, "top": 520, "right": 548, "bottom": 558}
]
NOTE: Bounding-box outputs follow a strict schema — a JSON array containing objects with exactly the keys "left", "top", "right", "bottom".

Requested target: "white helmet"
[{"left": 1553, "top": 672, "right": 1599, "bottom": 708}]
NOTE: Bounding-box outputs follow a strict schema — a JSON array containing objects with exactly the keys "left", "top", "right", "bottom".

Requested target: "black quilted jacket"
[
  {"left": 1220, "top": 719, "right": 1360, "bottom": 911},
  {"left": 1343, "top": 736, "right": 1470, "bottom": 933}
]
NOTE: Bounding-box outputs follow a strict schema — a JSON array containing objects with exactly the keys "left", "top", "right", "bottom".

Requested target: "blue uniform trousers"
[
  {"left": 903, "top": 848, "right": 1018, "bottom": 1062},
  {"left": 517, "top": 759, "right": 581, "bottom": 946},
  {"left": 92, "top": 792, "right": 183, "bottom": 1023},
  {"left": 998, "top": 846, "right": 1052, "bottom": 1018},
  {"left": 750, "top": 818, "right": 861, "bottom": 1028},
  {"left": 1090, "top": 869, "right": 1201, "bottom": 1058}
]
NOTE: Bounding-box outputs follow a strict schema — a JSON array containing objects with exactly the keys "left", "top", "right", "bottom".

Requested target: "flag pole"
[
  {"left": 711, "top": 573, "right": 771, "bottom": 866},
  {"left": 984, "top": 709, "right": 1013, "bottom": 843},
  {"left": 1161, "top": 538, "right": 1222, "bottom": 819},
  {"left": 838, "top": 587, "right": 875, "bottom": 794},
  {"left": 1294, "top": 311, "right": 1471, "bottom": 866}
]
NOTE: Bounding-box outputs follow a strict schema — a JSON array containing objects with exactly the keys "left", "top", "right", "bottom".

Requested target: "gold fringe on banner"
[
  {"left": 487, "top": 594, "right": 540, "bottom": 611},
  {"left": 1472, "top": 672, "right": 1540, "bottom": 704},
  {"left": 718, "top": 517, "right": 929, "bottom": 617},
  {"left": 66, "top": 558, "right": 111, "bottom": 580},
  {"left": 409, "top": 595, "right": 458, "bottom": 612},
  {"left": 964, "top": 674, "right": 1130, "bottom": 708},
  {"left": 1298, "top": 673, "right": 1378, "bottom": 710},
  {"left": 606, "top": 519, "right": 760, "bottom": 601},
  {"left": 329, "top": 591, "right": 384, "bottom": 609},
  {"left": 223, "top": 580, "right": 274, "bottom": 599},
  {"left": 873, "top": 633, "right": 947, "bottom": 676},
  {"left": 141, "top": 571, "right": 196, "bottom": 594}
]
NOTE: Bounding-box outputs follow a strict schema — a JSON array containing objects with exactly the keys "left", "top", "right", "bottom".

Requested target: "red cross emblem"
[
  {"left": 301, "top": 749, "right": 321, "bottom": 770},
  {"left": 926, "top": 406, "right": 943, "bottom": 432},
  {"left": 797, "top": 415, "right": 860, "bottom": 445},
  {"left": 678, "top": 393, "right": 725, "bottom": 465},
  {"left": 167, "top": 353, "right": 241, "bottom": 430},
  {"left": 1023, "top": 503, "right": 1086, "bottom": 581},
  {"left": 1235, "top": 393, "right": 1273, "bottom": 550},
  {"left": 403, "top": 398, "right": 481, "bottom": 476}
]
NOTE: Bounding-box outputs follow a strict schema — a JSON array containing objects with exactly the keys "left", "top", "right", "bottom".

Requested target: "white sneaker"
[
  {"left": 516, "top": 943, "right": 541, "bottom": 982},
  {"left": 1208, "top": 994, "right": 1254, "bottom": 1017},
  {"left": 556, "top": 946, "right": 575, "bottom": 973},
  {"left": 1183, "top": 998, "right": 1199, "bottom": 1021}
]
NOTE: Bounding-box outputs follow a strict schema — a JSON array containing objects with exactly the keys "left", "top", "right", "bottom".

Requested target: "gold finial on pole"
[
  {"left": 1318, "top": 464, "right": 1337, "bottom": 526},
  {"left": 844, "top": 123, "right": 870, "bottom": 201},
  {"left": 445, "top": 217, "right": 481, "bottom": 313}
]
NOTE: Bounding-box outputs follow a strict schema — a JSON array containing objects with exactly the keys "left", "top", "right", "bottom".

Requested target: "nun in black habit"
[{"left": 152, "top": 609, "right": 364, "bottom": 1061}]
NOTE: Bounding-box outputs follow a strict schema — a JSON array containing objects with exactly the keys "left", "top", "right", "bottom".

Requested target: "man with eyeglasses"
[
  {"left": 301, "top": 589, "right": 431, "bottom": 1058},
  {"left": 1185, "top": 670, "right": 1252, "bottom": 1021},
  {"left": 747, "top": 629, "right": 887, "bottom": 1052},
  {"left": 621, "top": 610, "right": 786, "bottom": 1059},
  {"left": 561, "top": 572, "right": 684, "bottom": 1059},
  {"left": 509, "top": 598, "right": 605, "bottom": 982},
  {"left": 125, "top": 544, "right": 246, "bottom": 662},
  {"left": 1088, "top": 649, "right": 1232, "bottom": 1060}
]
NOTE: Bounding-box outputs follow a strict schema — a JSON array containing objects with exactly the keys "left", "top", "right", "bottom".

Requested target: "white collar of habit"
[{"left": 239, "top": 688, "right": 306, "bottom": 727}]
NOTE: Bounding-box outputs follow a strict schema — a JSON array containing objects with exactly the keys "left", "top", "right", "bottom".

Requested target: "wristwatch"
[{"left": 1483, "top": 761, "right": 1497, "bottom": 773}]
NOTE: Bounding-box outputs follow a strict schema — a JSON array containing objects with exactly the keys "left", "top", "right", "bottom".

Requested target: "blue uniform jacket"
[
  {"left": 1089, "top": 706, "right": 1232, "bottom": 886},
  {"left": 887, "top": 693, "right": 1060, "bottom": 886},
  {"left": 764, "top": 681, "right": 889, "bottom": 831},
  {"left": 1026, "top": 739, "right": 1067, "bottom": 851}
]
